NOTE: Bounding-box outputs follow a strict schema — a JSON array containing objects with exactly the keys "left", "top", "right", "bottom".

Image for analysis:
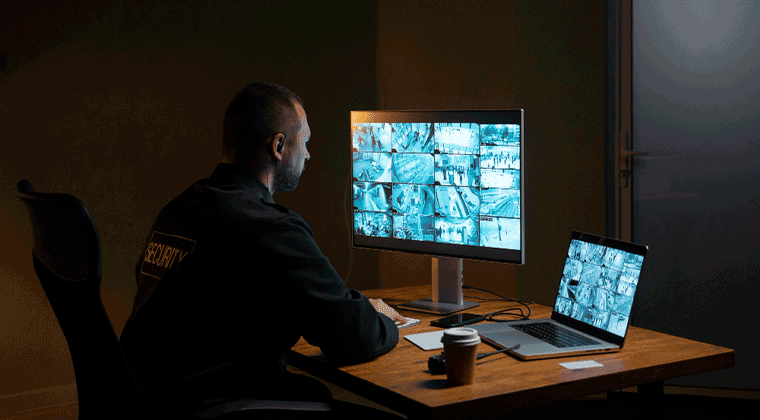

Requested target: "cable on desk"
[{"left": 462, "top": 285, "right": 533, "bottom": 322}]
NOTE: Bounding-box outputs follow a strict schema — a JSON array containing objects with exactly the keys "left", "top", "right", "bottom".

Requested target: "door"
[{"left": 628, "top": 0, "right": 760, "bottom": 389}]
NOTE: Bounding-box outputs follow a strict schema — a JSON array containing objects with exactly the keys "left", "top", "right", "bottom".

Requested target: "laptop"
[{"left": 471, "top": 231, "right": 647, "bottom": 360}]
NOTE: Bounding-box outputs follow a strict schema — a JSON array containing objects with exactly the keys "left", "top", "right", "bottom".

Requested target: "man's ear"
[{"left": 271, "top": 133, "right": 286, "bottom": 162}]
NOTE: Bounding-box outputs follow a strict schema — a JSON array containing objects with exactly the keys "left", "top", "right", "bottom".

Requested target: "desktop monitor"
[{"left": 351, "top": 110, "right": 524, "bottom": 314}]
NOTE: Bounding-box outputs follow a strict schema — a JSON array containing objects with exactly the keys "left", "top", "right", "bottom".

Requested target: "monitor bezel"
[{"left": 350, "top": 109, "right": 525, "bottom": 265}]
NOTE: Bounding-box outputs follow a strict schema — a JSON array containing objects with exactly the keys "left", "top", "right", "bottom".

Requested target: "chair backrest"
[{"left": 17, "top": 180, "right": 150, "bottom": 420}]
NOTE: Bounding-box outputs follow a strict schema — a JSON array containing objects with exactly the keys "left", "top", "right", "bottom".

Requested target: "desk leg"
[
  {"left": 637, "top": 380, "right": 664, "bottom": 396},
  {"left": 607, "top": 380, "right": 664, "bottom": 418},
  {"left": 607, "top": 380, "right": 664, "bottom": 400}
]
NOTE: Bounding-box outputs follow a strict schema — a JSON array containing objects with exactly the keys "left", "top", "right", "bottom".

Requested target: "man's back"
[{"left": 120, "top": 163, "right": 398, "bottom": 413}]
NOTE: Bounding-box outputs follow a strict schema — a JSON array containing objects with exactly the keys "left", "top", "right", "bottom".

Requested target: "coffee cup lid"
[{"left": 441, "top": 327, "right": 481, "bottom": 346}]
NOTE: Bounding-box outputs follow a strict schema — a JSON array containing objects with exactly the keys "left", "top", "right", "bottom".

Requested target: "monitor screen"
[
  {"left": 351, "top": 110, "right": 524, "bottom": 264},
  {"left": 554, "top": 233, "right": 647, "bottom": 339}
]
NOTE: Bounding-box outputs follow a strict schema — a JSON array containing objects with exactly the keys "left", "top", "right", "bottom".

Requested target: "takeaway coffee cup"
[{"left": 441, "top": 327, "right": 481, "bottom": 385}]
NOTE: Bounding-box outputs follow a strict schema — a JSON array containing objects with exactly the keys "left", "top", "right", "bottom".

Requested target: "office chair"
[{"left": 17, "top": 180, "right": 332, "bottom": 419}]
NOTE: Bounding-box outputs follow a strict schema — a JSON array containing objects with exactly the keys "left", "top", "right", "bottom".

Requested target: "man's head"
[{"left": 223, "top": 83, "right": 310, "bottom": 193}]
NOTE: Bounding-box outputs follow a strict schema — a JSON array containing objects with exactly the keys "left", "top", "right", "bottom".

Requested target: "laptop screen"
[{"left": 554, "top": 233, "right": 646, "bottom": 338}]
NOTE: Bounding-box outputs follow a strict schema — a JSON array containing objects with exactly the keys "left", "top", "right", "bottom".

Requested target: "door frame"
[{"left": 606, "top": 0, "right": 633, "bottom": 242}]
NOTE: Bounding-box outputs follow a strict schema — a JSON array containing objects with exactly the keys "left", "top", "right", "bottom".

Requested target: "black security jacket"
[{"left": 120, "top": 163, "right": 398, "bottom": 412}]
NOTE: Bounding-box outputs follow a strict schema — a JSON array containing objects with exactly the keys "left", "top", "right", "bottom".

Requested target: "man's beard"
[{"left": 273, "top": 161, "right": 302, "bottom": 192}]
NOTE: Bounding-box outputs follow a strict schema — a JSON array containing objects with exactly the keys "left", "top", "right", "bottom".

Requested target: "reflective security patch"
[{"left": 140, "top": 231, "right": 196, "bottom": 279}]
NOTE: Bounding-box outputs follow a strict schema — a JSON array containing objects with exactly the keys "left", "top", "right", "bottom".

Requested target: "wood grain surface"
[{"left": 288, "top": 286, "right": 735, "bottom": 420}]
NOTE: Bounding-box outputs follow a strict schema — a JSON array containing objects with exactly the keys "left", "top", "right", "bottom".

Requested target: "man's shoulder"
[{"left": 159, "top": 179, "right": 313, "bottom": 237}]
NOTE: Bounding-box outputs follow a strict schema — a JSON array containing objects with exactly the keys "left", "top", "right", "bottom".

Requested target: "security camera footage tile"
[
  {"left": 352, "top": 122, "right": 521, "bottom": 250},
  {"left": 555, "top": 240, "right": 644, "bottom": 337}
]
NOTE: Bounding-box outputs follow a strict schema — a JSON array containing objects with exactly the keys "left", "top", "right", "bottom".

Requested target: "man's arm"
[{"left": 262, "top": 216, "right": 399, "bottom": 364}]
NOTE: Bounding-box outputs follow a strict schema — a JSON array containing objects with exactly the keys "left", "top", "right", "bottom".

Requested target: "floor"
[
  {"left": 3, "top": 379, "right": 759, "bottom": 419},
  {"left": 501, "top": 394, "right": 760, "bottom": 420}
]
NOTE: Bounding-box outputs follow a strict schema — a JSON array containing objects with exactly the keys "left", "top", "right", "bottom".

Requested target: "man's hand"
[{"left": 369, "top": 298, "right": 407, "bottom": 325}]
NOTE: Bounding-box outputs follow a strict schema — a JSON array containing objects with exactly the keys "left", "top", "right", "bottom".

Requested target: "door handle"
[
  {"left": 621, "top": 149, "right": 648, "bottom": 158},
  {"left": 619, "top": 131, "right": 648, "bottom": 159},
  {"left": 618, "top": 132, "right": 647, "bottom": 188}
]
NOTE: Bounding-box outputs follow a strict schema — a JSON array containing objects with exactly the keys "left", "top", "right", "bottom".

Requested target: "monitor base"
[{"left": 398, "top": 298, "right": 480, "bottom": 315}]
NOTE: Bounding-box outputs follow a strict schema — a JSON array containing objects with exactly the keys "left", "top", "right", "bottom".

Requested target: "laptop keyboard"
[
  {"left": 395, "top": 317, "right": 421, "bottom": 329},
  {"left": 511, "top": 322, "right": 600, "bottom": 348}
]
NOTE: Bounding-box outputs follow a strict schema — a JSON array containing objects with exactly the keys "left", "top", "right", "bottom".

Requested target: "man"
[{"left": 120, "top": 83, "right": 406, "bottom": 418}]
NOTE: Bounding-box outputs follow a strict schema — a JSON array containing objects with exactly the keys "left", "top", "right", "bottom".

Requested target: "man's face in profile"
[{"left": 274, "top": 102, "right": 311, "bottom": 193}]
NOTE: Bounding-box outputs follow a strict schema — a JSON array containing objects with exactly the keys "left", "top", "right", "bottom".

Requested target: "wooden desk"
[{"left": 288, "top": 286, "right": 735, "bottom": 420}]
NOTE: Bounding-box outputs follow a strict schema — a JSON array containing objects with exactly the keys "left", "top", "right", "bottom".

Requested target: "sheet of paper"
[
  {"left": 559, "top": 360, "right": 604, "bottom": 370},
  {"left": 404, "top": 330, "right": 445, "bottom": 351}
]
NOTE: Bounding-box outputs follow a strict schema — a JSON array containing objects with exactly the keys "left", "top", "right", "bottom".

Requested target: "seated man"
[{"left": 120, "top": 83, "right": 406, "bottom": 418}]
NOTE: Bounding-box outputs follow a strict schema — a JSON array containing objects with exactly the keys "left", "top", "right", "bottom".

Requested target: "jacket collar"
[{"left": 208, "top": 163, "right": 275, "bottom": 204}]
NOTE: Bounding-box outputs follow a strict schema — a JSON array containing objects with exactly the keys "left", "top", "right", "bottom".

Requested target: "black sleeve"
[{"left": 260, "top": 214, "right": 399, "bottom": 364}]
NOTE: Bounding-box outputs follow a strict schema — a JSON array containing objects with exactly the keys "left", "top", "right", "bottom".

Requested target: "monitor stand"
[{"left": 398, "top": 257, "right": 480, "bottom": 315}]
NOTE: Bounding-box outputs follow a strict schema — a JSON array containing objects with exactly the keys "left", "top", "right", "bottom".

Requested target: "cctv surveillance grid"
[
  {"left": 555, "top": 238, "right": 645, "bottom": 337},
  {"left": 351, "top": 110, "right": 524, "bottom": 264}
]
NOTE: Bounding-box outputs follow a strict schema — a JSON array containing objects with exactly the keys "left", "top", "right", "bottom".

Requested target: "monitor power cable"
[{"left": 462, "top": 285, "right": 533, "bottom": 322}]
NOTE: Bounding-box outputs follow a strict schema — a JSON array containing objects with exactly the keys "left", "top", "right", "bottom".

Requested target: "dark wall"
[
  {"left": 0, "top": 0, "right": 378, "bottom": 397},
  {"left": 375, "top": 0, "right": 607, "bottom": 302},
  {"left": 0, "top": 0, "right": 607, "bottom": 400}
]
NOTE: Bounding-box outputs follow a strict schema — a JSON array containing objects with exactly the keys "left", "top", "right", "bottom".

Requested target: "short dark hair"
[{"left": 222, "top": 83, "right": 303, "bottom": 164}]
